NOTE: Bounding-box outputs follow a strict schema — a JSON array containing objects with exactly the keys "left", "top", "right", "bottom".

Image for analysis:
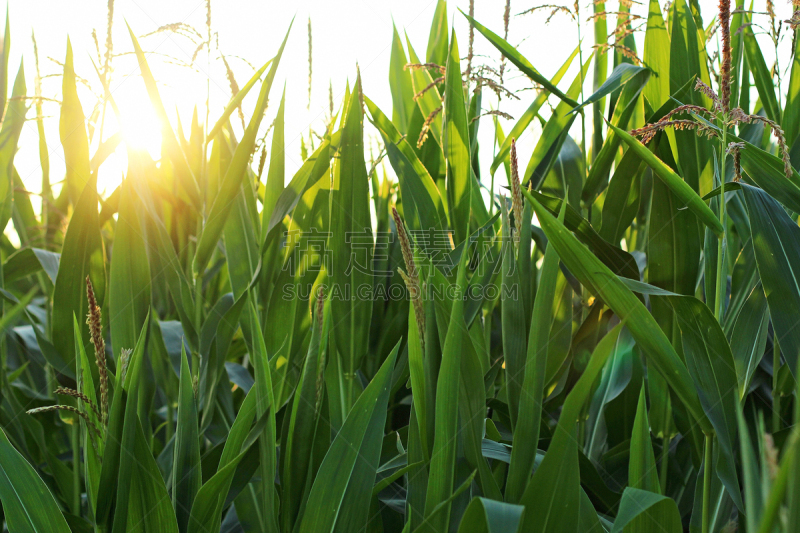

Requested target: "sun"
[
  {"left": 118, "top": 101, "right": 163, "bottom": 159},
  {"left": 97, "top": 99, "right": 163, "bottom": 194}
]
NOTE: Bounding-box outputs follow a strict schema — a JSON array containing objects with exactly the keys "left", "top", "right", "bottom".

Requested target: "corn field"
[{"left": 0, "top": 0, "right": 798, "bottom": 531}]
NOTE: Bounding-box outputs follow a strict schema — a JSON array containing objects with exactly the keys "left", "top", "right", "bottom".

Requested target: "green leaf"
[
  {"left": 610, "top": 488, "right": 682, "bottom": 533},
  {"left": 505, "top": 202, "right": 564, "bottom": 503},
  {"left": 737, "top": 406, "right": 762, "bottom": 532},
  {"left": 130, "top": 156, "right": 197, "bottom": 349},
  {"left": 329, "top": 76, "right": 373, "bottom": 410},
  {"left": 742, "top": 24, "right": 781, "bottom": 122},
  {"left": 260, "top": 88, "right": 286, "bottom": 242},
  {"left": 660, "top": 294, "right": 742, "bottom": 509},
  {"left": 608, "top": 121, "right": 723, "bottom": 236},
  {"left": 52, "top": 174, "right": 105, "bottom": 372},
  {"left": 728, "top": 0, "right": 746, "bottom": 111},
  {"left": 456, "top": 498, "right": 525, "bottom": 533},
  {"left": 582, "top": 67, "right": 649, "bottom": 202},
  {"left": 523, "top": 57, "right": 592, "bottom": 190},
  {"left": 645, "top": 134, "right": 700, "bottom": 422},
  {"left": 223, "top": 178, "right": 260, "bottom": 299},
  {"left": 263, "top": 133, "right": 334, "bottom": 241},
  {"left": 173, "top": 346, "right": 201, "bottom": 533},
  {"left": 783, "top": 23, "right": 800, "bottom": 146},
  {"left": 463, "top": 11, "right": 578, "bottom": 107},
  {"left": 739, "top": 184, "right": 800, "bottom": 377},
  {"left": 109, "top": 173, "right": 151, "bottom": 359},
  {"left": 738, "top": 141, "right": 800, "bottom": 214},
  {"left": 730, "top": 283, "right": 769, "bottom": 397},
  {"left": 194, "top": 23, "right": 291, "bottom": 274},
  {"left": 3, "top": 248, "right": 60, "bottom": 285},
  {"left": 571, "top": 63, "right": 646, "bottom": 113},
  {"left": 280, "top": 297, "right": 327, "bottom": 532},
  {"left": 405, "top": 36, "right": 443, "bottom": 148},
  {"left": 0, "top": 426, "right": 71, "bottom": 533},
  {"left": 668, "top": 0, "right": 706, "bottom": 101},
  {"left": 489, "top": 46, "right": 579, "bottom": 175},
  {"left": 598, "top": 148, "right": 644, "bottom": 244},
  {"left": 525, "top": 189, "right": 639, "bottom": 280},
  {"left": 425, "top": 0, "right": 448, "bottom": 66},
  {"left": 521, "top": 187, "right": 711, "bottom": 433},
  {"left": 59, "top": 40, "right": 91, "bottom": 205},
  {"left": 591, "top": 0, "right": 609, "bottom": 159},
  {"left": 187, "top": 384, "right": 262, "bottom": 533},
  {"left": 243, "top": 300, "right": 279, "bottom": 533},
  {"left": 389, "top": 25, "right": 415, "bottom": 132},
  {"left": 420, "top": 232, "right": 471, "bottom": 533},
  {"left": 73, "top": 316, "right": 102, "bottom": 512},
  {"left": 629, "top": 386, "right": 660, "bottom": 493},
  {"left": 458, "top": 320, "right": 503, "bottom": 501},
  {"left": 501, "top": 207, "right": 526, "bottom": 429},
  {"left": 668, "top": 0, "right": 714, "bottom": 193},
  {"left": 443, "top": 31, "right": 471, "bottom": 246},
  {"left": 0, "top": 62, "right": 26, "bottom": 233},
  {"left": 585, "top": 328, "right": 635, "bottom": 462},
  {"left": 405, "top": 292, "right": 429, "bottom": 460},
  {"left": 365, "top": 95, "right": 448, "bottom": 235},
  {"left": 518, "top": 324, "right": 624, "bottom": 533},
  {"left": 642, "top": 0, "right": 671, "bottom": 108},
  {"left": 296, "top": 342, "right": 398, "bottom": 533},
  {"left": 0, "top": 12, "right": 9, "bottom": 124},
  {"left": 111, "top": 313, "right": 180, "bottom": 533},
  {"left": 206, "top": 57, "right": 273, "bottom": 143}
]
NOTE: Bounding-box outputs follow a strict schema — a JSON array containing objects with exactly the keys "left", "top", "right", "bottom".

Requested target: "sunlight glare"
[{"left": 118, "top": 101, "right": 163, "bottom": 159}]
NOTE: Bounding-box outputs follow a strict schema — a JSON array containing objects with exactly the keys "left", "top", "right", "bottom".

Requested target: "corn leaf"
[
  {"left": 521, "top": 187, "right": 711, "bottom": 432},
  {"left": 0, "top": 426, "right": 71, "bottom": 533},
  {"left": 173, "top": 346, "right": 201, "bottom": 533},
  {"left": 463, "top": 11, "right": 578, "bottom": 107},
  {"left": 296, "top": 342, "right": 398, "bottom": 533},
  {"left": 740, "top": 184, "right": 800, "bottom": 377},
  {"left": 456, "top": 498, "right": 525, "bottom": 533},
  {"left": 608, "top": 122, "right": 723, "bottom": 236},
  {"left": 518, "top": 323, "right": 624, "bottom": 532},
  {"left": 52, "top": 175, "right": 105, "bottom": 371},
  {"left": 109, "top": 173, "right": 151, "bottom": 359},
  {"left": 610, "top": 488, "right": 682, "bottom": 533},
  {"left": 505, "top": 202, "right": 565, "bottom": 503},
  {"left": 194, "top": 23, "right": 291, "bottom": 274}
]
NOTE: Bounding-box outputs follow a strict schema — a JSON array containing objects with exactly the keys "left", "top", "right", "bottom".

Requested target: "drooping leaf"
[
  {"left": 521, "top": 187, "right": 711, "bottom": 433},
  {"left": 0, "top": 427, "right": 71, "bottom": 533},
  {"left": 456, "top": 498, "right": 525, "bottom": 533},
  {"left": 463, "top": 11, "right": 578, "bottom": 107},
  {"left": 489, "top": 46, "right": 579, "bottom": 175},
  {"left": 610, "top": 488, "right": 682, "bottom": 533},
  {"left": 608, "top": 122, "right": 722, "bottom": 236},
  {"left": 740, "top": 184, "right": 800, "bottom": 377}
]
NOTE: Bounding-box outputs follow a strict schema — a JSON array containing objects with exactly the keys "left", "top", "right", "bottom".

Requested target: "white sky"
[{"left": 3, "top": 0, "right": 792, "bottom": 205}]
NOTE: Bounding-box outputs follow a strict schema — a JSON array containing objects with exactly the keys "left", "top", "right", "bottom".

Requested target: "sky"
[{"left": 2, "top": 0, "right": 793, "bottom": 208}]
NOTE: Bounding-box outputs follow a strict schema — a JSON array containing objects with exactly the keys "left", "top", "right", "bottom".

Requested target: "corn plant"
[{"left": 0, "top": 0, "right": 799, "bottom": 532}]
